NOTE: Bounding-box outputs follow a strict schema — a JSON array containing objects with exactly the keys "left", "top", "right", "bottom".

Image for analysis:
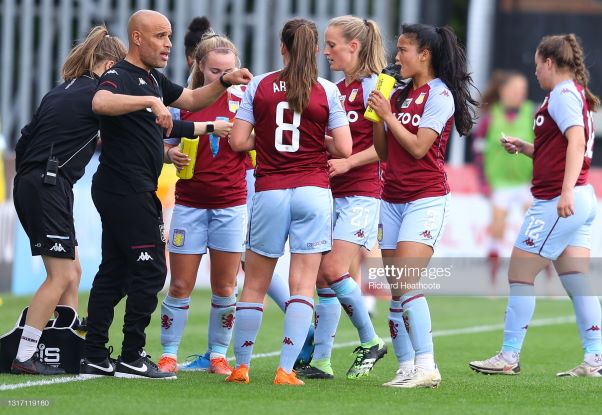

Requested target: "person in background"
[
  {"left": 473, "top": 70, "right": 534, "bottom": 282},
  {"left": 11, "top": 26, "right": 126, "bottom": 375}
]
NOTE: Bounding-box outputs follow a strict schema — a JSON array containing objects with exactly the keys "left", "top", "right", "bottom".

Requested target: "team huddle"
[{"left": 10, "top": 8, "right": 601, "bottom": 388}]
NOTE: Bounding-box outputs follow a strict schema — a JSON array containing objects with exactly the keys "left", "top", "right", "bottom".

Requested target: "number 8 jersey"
[{"left": 236, "top": 70, "right": 348, "bottom": 192}]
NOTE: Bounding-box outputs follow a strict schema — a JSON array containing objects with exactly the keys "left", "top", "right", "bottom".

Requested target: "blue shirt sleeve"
[
  {"left": 318, "top": 78, "right": 349, "bottom": 131},
  {"left": 419, "top": 82, "right": 455, "bottom": 134},
  {"left": 548, "top": 82, "right": 584, "bottom": 134}
]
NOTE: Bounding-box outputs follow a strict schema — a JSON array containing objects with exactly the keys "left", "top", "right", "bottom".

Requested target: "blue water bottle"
[{"left": 209, "top": 116, "right": 230, "bottom": 158}]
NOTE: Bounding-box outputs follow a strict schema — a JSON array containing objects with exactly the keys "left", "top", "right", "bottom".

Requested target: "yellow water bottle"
[
  {"left": 176, "top": 137, "right": 199, "bottom": 179},
  {"left": 364, "top": 72, "right": 396, "bottom": 123}
]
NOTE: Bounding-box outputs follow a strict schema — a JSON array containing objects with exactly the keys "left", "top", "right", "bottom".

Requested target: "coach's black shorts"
[{"left": 13, "top": 170, "right": 77, "bottom": 259}]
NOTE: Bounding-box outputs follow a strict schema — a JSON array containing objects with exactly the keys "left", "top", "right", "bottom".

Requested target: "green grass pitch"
[{"left": 0, "top": 291, "right": 599, "bottom": 415}]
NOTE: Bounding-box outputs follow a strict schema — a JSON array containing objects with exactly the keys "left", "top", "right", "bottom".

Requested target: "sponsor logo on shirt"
[
  {"left": 415, "top": 92, "right": 426, "bottom": 105},
  {"left": 138, "top": 77, "right": 147, "bottom": 86},
  {"left": 349, "top": 88, "right": 358, "bottom": 102}
]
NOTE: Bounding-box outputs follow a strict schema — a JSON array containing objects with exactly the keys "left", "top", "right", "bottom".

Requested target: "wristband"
[{"left": 219, "top": 73, "right": 232, "bottom": 88}]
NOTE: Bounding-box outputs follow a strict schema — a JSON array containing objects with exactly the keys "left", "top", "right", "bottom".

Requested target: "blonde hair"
[
  {"left": 61, "top": 25, "right": 126, "bottom": 81},
  {"left": 328, "top": 15, "right": 387, "bottom": 79},
  {"left": 280, "top": 18, "right": 319, "bottom": 113},
  {"left": 190, "top": 32, "right": 239, "bottom": 89},
  {"left": 537, "top": 34, "right": 599, "bottom": 111}
]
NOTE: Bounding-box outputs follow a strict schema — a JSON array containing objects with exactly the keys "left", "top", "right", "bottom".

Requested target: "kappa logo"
[
  {"left": 137, "top": 251, "right": 153, "bottom": 262},
  {"left": 389, "top": 320, "right": 399, "bottom": 339},
  {"left": 138, "top": 77, "right": 147, "bottom": 85},
  {"left": 420, "top": 230, "right": 433, "bottom": 239},
  {"left": 106, "top": 69, "right": 118, "bottom": 75},
  {"left": 315, "top": 313, "right": 320, "bottom": 329},
  {"left": 586, "top": 325, "right": 600, "bottom": 332},
  {"left": 282, "top": 337, "right": 294, "bottom": 346},
  {"left": 242, "top": 340, "right": 254, "bottom": 347},
  {"left": 523, "top": 237, "right": 535, "bottom": 247},
  {"left": 522, "top": 324, "right": 529, "bottom": 330},
  {"left": 49, "top": 243, "right": 66, "bottom": 252},
  {"left": 354, "top": 229, "right": 365, "bottom": 239}
]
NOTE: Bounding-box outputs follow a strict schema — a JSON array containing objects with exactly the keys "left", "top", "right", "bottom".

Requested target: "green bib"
[{"left": 484, "top": 101, "right": 535, "bottom": 189}]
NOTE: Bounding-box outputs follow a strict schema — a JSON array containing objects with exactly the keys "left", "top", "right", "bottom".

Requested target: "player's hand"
[
  {"left": 367, "top": 90, "right": 392, "bottom": 121},
  {"left": 328, "top": 158, "right": 352, "bottom": 178},
  {"left": 557, "top": 190, "right": 574, "bottom": 218},
  {"left": 214, "top": 120, "right": 233, "bottom": 138},
  {"left": 167, "top": 146, "right": 190, "bottom": 170},
  {"left": 500, "top": 135, "right": 523, "bottom": 155},
  {"left": 151, "top": 98, "right": 173, "bottom": 136},
  {"left": 223, "top": 68, "right": 253, "bottom": 86}
]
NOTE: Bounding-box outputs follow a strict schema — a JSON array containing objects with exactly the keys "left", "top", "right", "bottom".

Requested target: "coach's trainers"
[
  {"left": 114, "top": 351, "right": 176, "bottom": 379},
  {"left": 209, "top": 357, "right": 233, "bottom": 375},
  {"left": 385, "top": 366, "right": 441, "bottom": 389},
  {"left": 80, "top": 358, "right": 115, "bottom": 378},
  {"left": 225, "top": 364, "right": 250, "bottom": 384},
  {"left": 11, "top": 353, "right": 66, "bottom": 375},
  {"left": 274, "top": 368, "right": 304, "bottom": 385},
  {"left": 382, "top": 366, "right": 415, "bottom": 387},
  {"left": 346, "top": 337, "right": 387, "bottom": 379},
  {"left": 179, "top": 352, "right": 211, "bottom": 372},
  {"left": 556, "top": 361, "right": 602, "bottom": 377},
  {"left": 158, "top": 355, "right": 178, "bottom": 373},
  {"left": 469, "top": 352, "right": 520, "bottom": 375}
]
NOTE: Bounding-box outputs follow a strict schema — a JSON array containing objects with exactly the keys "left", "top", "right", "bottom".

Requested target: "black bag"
[{"left": 0, "top": 305, "right": 85, "bottom": 374}]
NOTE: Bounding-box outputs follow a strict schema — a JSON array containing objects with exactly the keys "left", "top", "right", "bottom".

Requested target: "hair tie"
[
  {"left": 363, "top": 19, "right": 369, "bottom": 26},
  {"left": 435, "top": 26, "right": 442, "bottom": 35}
]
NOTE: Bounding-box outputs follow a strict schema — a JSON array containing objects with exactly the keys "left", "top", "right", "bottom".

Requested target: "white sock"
[
  {"left": 585, "top": 353, "right": 602, "bottom": 367},
  {"left": 399, "top": 360, "right": 415, "bottom": 372},
  {"left": 16, "top": 325, "right": 42, "bottom": 362},
  {"left": 501, "top": 351, "right": 519, "bottom": 364},
  {"left": 415, "top": 353, "right": 435, "bottom": 372},
  {"left": 210, "top": 352, "right": 226, "bottom": 360}
]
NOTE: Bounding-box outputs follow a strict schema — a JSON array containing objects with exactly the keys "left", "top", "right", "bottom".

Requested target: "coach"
[{"left": 80, "top": 9, "right": 251, "bottom": 380}]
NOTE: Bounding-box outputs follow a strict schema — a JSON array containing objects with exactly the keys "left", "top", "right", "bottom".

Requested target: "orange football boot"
[
  {"left": 225, "top": 364, "right": 250, "bottom": 384},
  {"left": 274, "top": 367, "right": 304, "bottom": 385},
  {"left": 210, "top": 357, "right": 233, "bottom": 375}
]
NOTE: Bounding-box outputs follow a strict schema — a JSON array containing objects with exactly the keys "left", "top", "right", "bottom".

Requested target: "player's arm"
[
  {"left": 328, "top": 126, "right": 352, "bottom": 158},
  {"left": 500, "top": 135, "right": 534, "bottom": 158},
  {"left": 229, "top": 119, "right": 255, "bottom": 151},
  {"left": 557, "top": 125, "right": 586, "bottom": 218},
  {"left": 328, "top": 146, "right": 379, "bottom": 178},
  {"left": 385, "top": 122, "right": 438, "bottom": 159},
  {"left": 373, "top": 121, "right": 387, "bottom": 161},
  {"left": 171, "top": 69, "right": 253, "bottom": 112}
]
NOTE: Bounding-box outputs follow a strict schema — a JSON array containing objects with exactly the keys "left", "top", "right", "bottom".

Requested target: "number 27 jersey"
[{"left": 235, "top": 70, "right": 348, "bottom": 192}]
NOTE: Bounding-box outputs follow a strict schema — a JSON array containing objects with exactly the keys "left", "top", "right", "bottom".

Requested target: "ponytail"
[
  {"left": 279, "top": 18, "right": 319, "bottom": 113},
  {"left": 537, "top": 34, "right": 599, "bottom": 111},
  {"left": 61, "top": 25, "right": 126, "bottom": 81}
]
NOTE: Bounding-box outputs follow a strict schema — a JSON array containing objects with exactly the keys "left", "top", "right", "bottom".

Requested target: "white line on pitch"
[{"left": 0, "top": 315, "right": 575, "bottom": 391}]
